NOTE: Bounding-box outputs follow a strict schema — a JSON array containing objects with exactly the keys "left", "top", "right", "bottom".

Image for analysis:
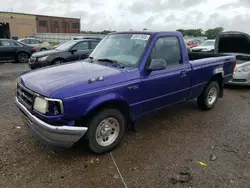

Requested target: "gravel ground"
[{"left": 0, "top": 63, "right": 250, "bottom": 188}]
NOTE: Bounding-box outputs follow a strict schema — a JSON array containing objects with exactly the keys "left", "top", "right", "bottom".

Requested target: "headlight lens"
[
  {"left": 33, "top": 97, "right": 48, "bottom": 114},
  {"left": 235, "top": 65, "right": 250, "bottom": 72},
  {"left": 38, "top": 56, "right": 48, "bottom": 61},
  {"left": 33, "top": 97, "right": 64, "bottom": 115}
]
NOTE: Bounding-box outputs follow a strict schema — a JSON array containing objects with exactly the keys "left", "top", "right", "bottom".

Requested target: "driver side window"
[
  {"left": 72, "top": 41, "right": 89, "bottom": 51},
  {"left": 150, "top": 36, "right": 182, "bottom": 68}
]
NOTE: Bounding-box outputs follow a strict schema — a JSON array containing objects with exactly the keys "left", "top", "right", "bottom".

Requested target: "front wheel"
[
  {"left": 86, "top": 108, "right": 125, "bottom": 154},
  {"left": 197, "top": 81, "right": 219, "bottom": 110},
  {"left": 53, "top": 59, "right": 64, "bottom": 65}
]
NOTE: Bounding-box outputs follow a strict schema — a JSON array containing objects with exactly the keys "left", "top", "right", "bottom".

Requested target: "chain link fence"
[{"left": 34, "top": 33, "right": 106, "bottom": 43}]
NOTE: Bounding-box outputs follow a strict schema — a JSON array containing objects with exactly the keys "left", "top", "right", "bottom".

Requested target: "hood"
[
  {"left": 31, "top": 49, "right": 59, "bottom": 58},
  {"left": 215, "top": 31, "right": 250, "bottom": 55},
  {"left": 19, "top": 61, "right": 133, "bottom": 97}
]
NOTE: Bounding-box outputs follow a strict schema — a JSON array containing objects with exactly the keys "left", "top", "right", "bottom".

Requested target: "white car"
[
  {"left": 190, "top": 39, "right": 215, "bottom": 52},
  {"left": 227, "top": 56, "right": 250, "bottom": 86},
  {"left": 18, "top": 38, "right": 52, "bottom": 51}
]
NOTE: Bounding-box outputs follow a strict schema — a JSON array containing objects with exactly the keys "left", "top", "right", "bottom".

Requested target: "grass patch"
[{"left": 48, "top": 41, "right": 60, "bottom": 46}]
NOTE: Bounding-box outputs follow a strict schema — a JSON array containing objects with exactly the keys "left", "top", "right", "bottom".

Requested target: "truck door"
[{"left": 140, "top": 36, "right": 191, "bottom": 114}]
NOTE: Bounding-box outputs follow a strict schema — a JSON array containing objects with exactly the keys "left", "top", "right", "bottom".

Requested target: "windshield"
[
  {"left": 199, "top": 40, "right": 215, "bottom": 46},
  {"left": 90, "top": 33, "right": 150, "bottom": 67},
  {"left": 55, "top": 40, "right": 78, "bottom": 51}
]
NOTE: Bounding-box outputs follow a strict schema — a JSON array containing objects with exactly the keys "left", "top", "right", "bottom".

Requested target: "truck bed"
[
  {"left": 188, "top": 52, "right": 229, "bottom": 60},
  {"left": 187, "top": 52, "right": 235, "bottom": 99}
]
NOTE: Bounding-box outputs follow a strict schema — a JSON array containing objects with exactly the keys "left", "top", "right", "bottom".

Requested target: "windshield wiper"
[{"left": 97, "top": 58, "right": 124, "bottom": 68}]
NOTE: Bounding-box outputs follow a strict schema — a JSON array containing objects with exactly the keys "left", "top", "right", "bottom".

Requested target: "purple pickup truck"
[{"left": 14, "top": 31, "right": 236, "bottom": 153}]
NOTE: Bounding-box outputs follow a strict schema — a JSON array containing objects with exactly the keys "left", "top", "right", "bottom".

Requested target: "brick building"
[
  {"left": 36, "top": 15, "right": 80, "bottom": 33},
  {"left": 0, "top": 12, "right": 80, "bottom": 39}
]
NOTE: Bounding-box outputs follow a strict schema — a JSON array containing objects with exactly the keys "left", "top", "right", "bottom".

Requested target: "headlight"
[
  {"left": 33, "top": 97, "right": 64, "bottom": 115},
  {"left": 235, "top": 65, "right": 250, "bottom": 72},
  {"left": 38, "top": 56, "right": 48, "bottom": 61},
  {"left": 33, "top": 97, "right": 48, "bottom": 114}
]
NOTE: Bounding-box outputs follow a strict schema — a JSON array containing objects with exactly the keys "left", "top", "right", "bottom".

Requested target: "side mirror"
[
  {"left": 70, "top": 49, "right": 77, "bottom": 54},
  {"left": 148, "top": 59, "right": 167, "bottom": 71}
]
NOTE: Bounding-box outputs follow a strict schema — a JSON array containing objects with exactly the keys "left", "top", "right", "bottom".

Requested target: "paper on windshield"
[{"left": 131, "top": 34, "right": 150, "bottom": 40}]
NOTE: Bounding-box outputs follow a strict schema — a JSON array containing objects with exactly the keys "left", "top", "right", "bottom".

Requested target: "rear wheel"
[
  {"left": 40, "top": 48, "right": 47, "bottom": 51},
  {"left": 17, "top": 52, "right": 29, "bottom": 63},
  {"left": 197, "top": 81, "right": 220, "bottom": 110},
  {"left": 86, "top": 108, "right": 125, "bottom": 154}
]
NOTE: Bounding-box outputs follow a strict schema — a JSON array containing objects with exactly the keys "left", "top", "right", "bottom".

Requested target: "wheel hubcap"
[
  {"left": 19, "top": 53, "right": 28, "bottom": 62},
  {"left": 96, "top": 117, "right": 120, "bottom": 147},
  {"left": 207, "top": 87, "right": 217, "bottom": 105}
]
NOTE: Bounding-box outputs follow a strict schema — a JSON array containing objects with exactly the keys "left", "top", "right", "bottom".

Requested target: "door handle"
[{"left": 180, "top": 71, "right": 187, "bottom": 77}]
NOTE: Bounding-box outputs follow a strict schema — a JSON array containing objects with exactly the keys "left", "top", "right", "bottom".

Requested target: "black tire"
[
  {"left": 40, "top": 48, "right": 47, "bottom": 51},
  {"left": 87, "top": 108, "right": 125, "bottom": 154},
  {"left": 17, "top": 52, "right": 29, "bottom": 63},
  {"left": 197, "top": 81, "right": 220, "bottom": 110},
  {"left": 52, "top": 59, "right": 64, "bottom": 65}
]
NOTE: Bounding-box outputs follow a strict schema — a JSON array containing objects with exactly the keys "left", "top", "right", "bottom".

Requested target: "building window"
[
  {"left": 72, "top": 23, "right": 80, "bottom": 29},
  {"left": 54, "top": 21, "right": 58, "bottom": 27},
  {"left": 39, "top": 20, "right": 47, "bottom": 27},
  {"left": 62, "top": 22, "right": 69, "bottom": 28}
]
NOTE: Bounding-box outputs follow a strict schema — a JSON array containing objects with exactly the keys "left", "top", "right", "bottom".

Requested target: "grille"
[
  {"left": 17, "top": 83, "right": 35, "bottom": 110},
  {"left": 232, "top": 79, "right": 247, "bottom": 83}
]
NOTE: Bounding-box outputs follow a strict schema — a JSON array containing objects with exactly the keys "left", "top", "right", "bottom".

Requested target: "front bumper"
[
  {"left": 28, "top": 58, "right": 49, "bottom": 69},
  {"left": 226, "top": 72, "right": 250, "bottom": 86},
  {"left": 14, "top": 97, "right": 88, "bottom": 148}
]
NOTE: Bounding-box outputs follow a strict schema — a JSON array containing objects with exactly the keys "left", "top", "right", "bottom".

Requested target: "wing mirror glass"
[{"left": 148, "top": 59, "right": 167, "bottom": 71}]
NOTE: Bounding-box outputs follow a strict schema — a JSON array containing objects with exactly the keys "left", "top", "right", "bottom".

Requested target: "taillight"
[
  {"left": 233, "top": 60, "right": 237, "bottom": 72},
  {"left": 32, "top": 47, "right": 36, "bottom": 51}
]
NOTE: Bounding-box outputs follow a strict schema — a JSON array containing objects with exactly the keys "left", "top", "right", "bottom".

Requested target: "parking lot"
[{"left": 0, "top": 63, "right": 250, "bottom": 188}]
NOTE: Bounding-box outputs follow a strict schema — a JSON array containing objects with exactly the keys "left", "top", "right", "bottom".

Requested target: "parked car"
[
  {"left": 25, "top": 36, "right": 34, "bottom": 38},
  {"left": 0, "top": 39, "right": 36, "bottom": 63},
  {"left": 14, "top": 31, "right": 236, "bottom": 154},
  {"left": 28, "top": 39, "right": 101, "bottom": 69},
  {"left": 186, "top": 39, "right": 202, "bottom": 49},
  {"left": 190, "top": 39, "right": 215, "bottom": 52},
  {"left": 215, "top": 31, "right": 250, "bottom": 86},
  {"left": 18, "top": 38, "right": 52, "bottom": 51}
]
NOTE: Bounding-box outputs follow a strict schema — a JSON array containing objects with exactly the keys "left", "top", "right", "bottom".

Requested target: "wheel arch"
[
  {"left": 208, "top": 73, "right": 224, "bottom": 97},
  {"left": 51, "top": 57, "right": 65, "bottom": 65},
  {"left": 84, "top": 98, "right": 132, "bottom": 126}
]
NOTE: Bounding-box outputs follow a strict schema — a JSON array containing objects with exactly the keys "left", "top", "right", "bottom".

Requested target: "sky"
[{"left": 1, "top": 0, "right": 250, "bottom": 32}]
